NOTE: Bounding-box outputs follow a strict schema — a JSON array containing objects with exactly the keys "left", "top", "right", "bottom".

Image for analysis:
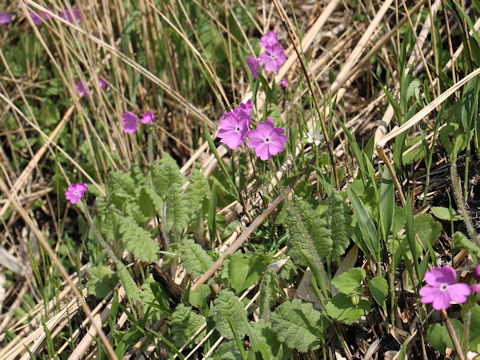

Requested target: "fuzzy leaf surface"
[
  {"left": 332, "top": 268, "right": 366, "bottom": 294},
  {"left": 327, "top": 191, "right": 349, "bottom": 260},
  {"left": 166, "top": 183, "right": 189, "bottom": 233},
  {"left": 178, "top": 239, "right": 214, "bottom": 277},
  {"left": 171, "top": 304, "right": 206, "bottom": 347},
  {"left": 117, "top": 215, "right": 159, "bottom": 263},
  {"left": 270, "top": 299, "right": 323, "bottom": 353},
  {"left": 150, "top": 154, "right": 186, "bottom": 197},
  {"left": 212, "top": 290, "right": 248, "bottom": 339},
  {"left": 86, "top": 265, "right": 118, "bottom": 298}
]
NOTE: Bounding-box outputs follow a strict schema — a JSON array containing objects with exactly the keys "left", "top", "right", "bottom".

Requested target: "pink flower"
[
  {"left": 29, "top": 12, "right": 43, "bottom": 25},
  {"left": 0, "top": 12, "right": 13, "bottom": 24},
  {"left": 141, "top": 110, "right": 155, "bottom": 125},
  {"left": 419, "top": 266, "right": 471, "bottom": 310},
  {"left": 218, "top": 101, "right": 253, "bottom": 149},
  {"left": 76, "top": 81, "right": 88, "bottom": 98},
  {"left": 246, "top": 117, "right": 287, "bottom": 161},
  {"left": 60, "top": 8, "right": 81, "bottom": 25},
  {"left": 98, "top": 77, "right": 107, "bottom": 88},
  {"left": 121, "top": 111, "right": 138, "bottom": 133},
  {"left": 246, "top": 56, "right": 261, "bottom": 80},
  {"left": 65, "top": 182, "right": 87, "bottom": 204},
  {"left": 475, "top": 265, "right": 480, "bottom": 280},
  {"left": 471, "top": 284, "right": 480, "bottom": 293},
  {"left": 259, "top": 44, "right": 286, "bottom": 73},
  {"left": 259, "top": 30, "right": 278, "bottom": 49},
  {"left": 280, "top": 78, "right": 287, "bottom": 88},
  {"left": 42, "top": 8, "right": 54, "bottom": 19}
]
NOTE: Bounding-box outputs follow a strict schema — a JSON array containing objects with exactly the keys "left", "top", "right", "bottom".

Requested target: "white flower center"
[
  {"left": 270, "top": 54, "right": 276, "bottom": 61},
  {"left": 264, "top": 137, "right": 271, "bottom": 144},
  {"left": 235, "top": 126, "right": 241, "bottom": 133},
  {"left": 73, "top": 190, "right": 79, "bottom": 196},
  {"left": 439, "top": 283, "right": 448, "bottom": 291}
]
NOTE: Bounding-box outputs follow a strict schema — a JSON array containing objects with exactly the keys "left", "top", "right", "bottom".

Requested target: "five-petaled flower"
[
  {"left": 246, "top": 117, "right": 287, "bottom": 161},
  {"left": 306, "top": 130, "right": 323, "bottom": 146},
  {"left": 259, "top": 43, "right": 286, "bottom": 73},
  {"left": 141, "top": 110, "right": 155, "bottom": 125},
  {"left": 419, "top": 265, "right": 471, "bottom": 310},
  {"left": 218, "top": 100, "right": 253, "bottom": 149},
  {"left": 65, "top": 182, "right": 87, "bottom": 204},
  {"left": 246, "top": 56, "right": 261, "bottom": 80},
  {"left": 122, "top": 111, "right": 139, "bottom": 133},
  {"left": 259, "top": 30, "right": 278, "bottom": 49},
  {"left": 280, "top": 78, "right": 287, "bottom": 88},
  {"left": 0, "top": 12, "right": 13, "bottom": 24}
]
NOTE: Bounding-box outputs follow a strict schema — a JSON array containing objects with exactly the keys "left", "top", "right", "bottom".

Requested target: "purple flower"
[
  {"left": 121, "top": 111, "right": 138, "bottom": 133},
  {"left": 475, "top": 265, "right": 480, "bottom": 280},
  {"left": 29, "top": 12, "right": 43, "bottom": 25},
  {"left": 419, "top": 266, "right": 471, "bottom": 310},
  {"left": 98, "top": 76, "right": 107, "bottom": 88},
  {"left": 246, "top": 117, "right": 287, "bottom": 161},
  {"left": 217, "top": 101, "right": 253, "bottom": 149},
  {"left": 65, "top": 182, "right": 87, "bottom": 204},
  {"left": 259, "top": 44, "right": 286, "bottom": 73},
  {"left": 76, "top": 81, "right": 88, "bottom": 98},
  {"left": 246, "top": 56, "right": 261, "bottom": 80},
  {"left": 280, "top": 78, "right": 287, "bottom": 88},
  {"left": 60, "top": 8, "right": 81, "bottom": 25},
  {"left": 259, "top": 30, "right": 278, "bottom": 49},
  {"left": 42, "top": 8, "right": 54, "bottom": 19},
  {"left": 0, "top": 12, "right": 13, "bottom": 24},
  {"left": 472, "top": 284, "right": 480, "bottom": 293},
  {"left": 141, "top": 110, "right": 155, "bottom": 125}
]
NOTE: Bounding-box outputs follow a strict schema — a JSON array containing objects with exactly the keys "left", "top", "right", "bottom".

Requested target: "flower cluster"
[
  {"left": 76, "top": 77, "right": 107, "bottom": 98},
  {"left": 0, "top": 3, "right": 81, "bottom": 26},
  {"left": 65, "top": 182, "right": 87, "bottom": 204},
  {"left": 419, "top": 265, "right": 471, "bottom": 310},
  {"left": 217, "top": 100, "right": 287, "bottom": 161},
  {"left": 121, "top": 110, "right": 155, "bottom": 133},
  {"left": 246, "top": 30, "right": 287, "bottom": 80}
]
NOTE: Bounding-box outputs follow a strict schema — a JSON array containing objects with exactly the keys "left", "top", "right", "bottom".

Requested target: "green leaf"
[
  {"left": 332, "top": 268, "right": 366, "bottom": 295},
  {"left": 178, "top": 239, "right": 214, "bottom": 277},
  {"left": 251, "top": 320, "right": 291, "bottom": 360},
  {"left": 116, "top": 260, "right": 141, "bottom": 301},
  {"left": 171, "top": 304, "right": 206, "bottom": 347},
  {"left": 470, "top": 305, "right": 480, "bottom": 351},
  {"left": 186, "top": 169, "right": 209, "bottom": 217},
  {"left": 86, "top": 265, "right": 118, "bottom": 298},
  {"left": 270, "top": 299, "right": 323, "bottom": 353},
  {"left": 226, "top": 253, "right": 265, "bottom": 294},
  {"left": 368, "top": 276, "right": 388, "bottom": 306},
  {"left": 140, "top": 278, "right": 168, "bottom": 321},
  {"left": 139, "top": 186, "right": 163, "bottom": 218},
  {"left": 117, "top": 215, "right": 159, "bottom": 263},
  {"left": 379, "top": 166, "right": 395, "bottom": 239},
  {"left": 431, "top": 206, "right": 462, "bottom": 221},
  {"left": 150, "top": 155, "right": 186, "bottom": 197},
  {"left": 327, "top": 191, "right": 350, "bottom": 260},
  {"left": 348, "top": 186, "right": 379, "bottom": 261},
  {"left": 109, "top": 171, "right": 136, "bottom": 205},
  {"left": 285, "top": 196, "right": 332, "bottom": 265},
  {"left": 453, "top": 232, "right": 480, "bottom": 258},
  {"left": 212, "top": 290, "right": 248, "bottom": 339},
  {"left": 415, "top": 213, "right": 442, "bottom": 247},
  {"left": 166, "top": 183, "right": 189, "bottom": 233},
  {"left": 259, "top": 268, "right": 278, "bottom": 321},
  {"left": 189, "top": 284, "right": 211, "bottom": 309},
  {"left": 325, "top": 293, "right": 370, "bottom": 324}
]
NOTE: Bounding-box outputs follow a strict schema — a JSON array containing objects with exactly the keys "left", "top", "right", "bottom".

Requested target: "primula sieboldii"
[
  {"left": 0, "top": 12, "right": 12, "bottom": 24},
  {"left": 29, "top": 11, "right": 42, "bottom": 25},
  {"left": 259, "top": 43, "right": 287, "bottom": 73},
  {"left": 59, "top": 8, "right": 81, "bottom": 24},
  {"left": 419, "top": 265, "right": 471, "bottom": 310},
  {"left": 246, "top": 56, "right": 261, "bottom": 80},
  {"left": 76, "top": 81, "right": 88, "bottom": 98},
  {"left": 98, "top": 76, "right": 107, "bottom": 88},
  {"left": 246, "top": 117, "right": 287, "bottom": 161},
  {"left": 141, "top": 110, "right": 155, "bottom": 125},
  {"left": 259, "top": 30, "right": 279, "bottom": 49},
  {"left": 122, "top": 111, "right": 139, "bottom": 133},
  {"left": 65, "top": 182, "right": 87, "bottom": 204},
  {"left": 280, "top": 78, "right": 287, "bottom": 88},
  {"left": 218, "top": 100, "right": 253, "bottom": 149}
]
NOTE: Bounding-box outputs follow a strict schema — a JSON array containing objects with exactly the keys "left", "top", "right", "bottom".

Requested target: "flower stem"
[{"left": 441, "top": 309, "right": 465, "bottom": 360}]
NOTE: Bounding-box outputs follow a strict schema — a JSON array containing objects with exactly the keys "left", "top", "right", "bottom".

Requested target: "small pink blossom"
[
  {"left": 259, "top": 30, "right": 278, "bottom": 49},
  {"left": 141, "top": 110, "right": 155, "bottom": 125},
  {"left": 419, "top": 266, "right": 471, "bottom": 310},
  {"left": 76, "top": 81, "right": 88, "bottom": 98},
  {"left": 475, "top": 265, "right": 480, "bottom": 280},
  {"left": 121, "top": 111, "right": 138, "bottom": 133},
  {"left": 98, "top": 76, "right": 107, "bottom": 88},
  {"left": 0, "top": 12, "right": 13, "bottom": 24},
  {"left": 280, "top": 78, "right": 287, "bottom": 88},
  {"left": 246, "top": 56, "right": 261, "bottom": 80},
  {"left": 471, "top": 284, "right": 480, "bottom": 293},
  {"left": 59, "top": 8, "right": 81, "bottom": 25},
  {"left": 246, "top": 117, "right": 287, "bottom": 161},
  {"left": 259, "top": 44, "right": 286, "bottom": 73},
  {"left": 42, "top": 8, "right": 54, "bottom": 19},
  {"left": 65, "top": 182, "right": 87, "bottom": 204},
  {"left": 217, "top": 101, "right": 253, "bottom": 149},
  {"left": 29, "top": 11, "right": 43, "bottom": 25}
]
